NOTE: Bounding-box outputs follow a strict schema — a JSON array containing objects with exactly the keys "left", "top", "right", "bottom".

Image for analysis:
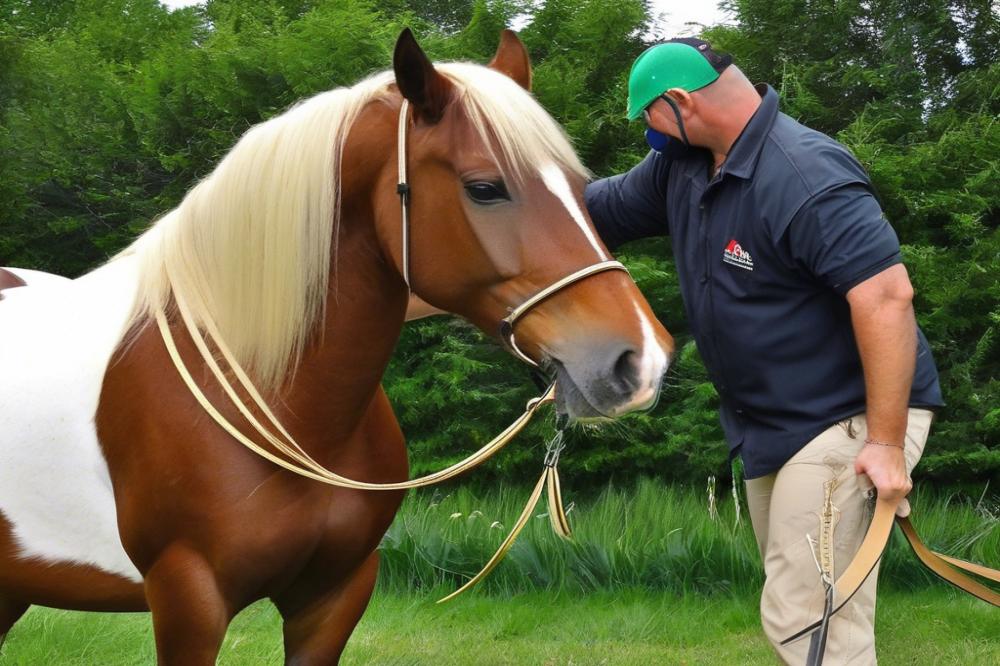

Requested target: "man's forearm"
[{"left": 847, "top": 264, "right": 917, "bottom": 444}]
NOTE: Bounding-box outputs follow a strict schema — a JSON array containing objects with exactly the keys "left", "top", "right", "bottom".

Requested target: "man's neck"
[{"left": 706, "top": 93, "right": 762, "bottom": 172}]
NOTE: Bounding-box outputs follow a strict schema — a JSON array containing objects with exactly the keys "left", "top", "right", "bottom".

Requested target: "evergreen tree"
[{"left": 0, "top": 0, "right": 995, "bottom": 484}]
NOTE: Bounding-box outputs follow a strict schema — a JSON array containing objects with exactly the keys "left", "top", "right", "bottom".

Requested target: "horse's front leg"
[
  {"left": 144, "top": 544, "right": 231, "bottom": 666},
  {"left": 0, "top": 598, "right": 29, "bottom": 653},
  {"left": 274, "top": 551, "right": 380, "bottom": 665}
]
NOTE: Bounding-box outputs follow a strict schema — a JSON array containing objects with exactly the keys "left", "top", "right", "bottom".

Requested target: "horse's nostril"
[{"left": 612, "top": 348, "right": 642, "bottom": 393}]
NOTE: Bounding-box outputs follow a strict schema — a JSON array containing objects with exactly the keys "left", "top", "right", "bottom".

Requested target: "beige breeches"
[{"left": 746, "top": 408, "right": 934, "bottom": 665}]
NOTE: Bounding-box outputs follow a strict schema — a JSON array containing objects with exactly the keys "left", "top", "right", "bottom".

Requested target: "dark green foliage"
[{"left": 0, "top": 1, "right": 996, "bottom": 484}]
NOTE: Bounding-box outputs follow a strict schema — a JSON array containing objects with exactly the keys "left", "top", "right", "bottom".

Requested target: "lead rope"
[
  {"left": 805, "top": 479, "right": 839, "bottom": 666},
  {"left": 784, "top": 496, "right": 1000, "bottom": 648},
  {"left": 437, "top": 418, "right": 573, "bottom": 603},
  {"left": 155, "top": 297, "right": 553, "bottom": 491},
  {"left": 155, "top": 292, "right": 568, "bottom": 602}
]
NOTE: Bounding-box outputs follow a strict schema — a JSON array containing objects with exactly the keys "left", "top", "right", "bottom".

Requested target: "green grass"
[
  {"left": 4, "top": 589, "right": 997, "bottom": 664},
  {"left": 378, "top": 478, "right": 998, "bottom": 596},
  {"left": 3, "top": 481, "right": 996, "bottom": 663},
  {"left": 379, "top": 478, "right": 761, "bottom": 596}
]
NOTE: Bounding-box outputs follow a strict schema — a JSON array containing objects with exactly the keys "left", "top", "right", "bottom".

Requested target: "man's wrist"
[{"left": 864, "top": 436, "right": 904, "bottom": 450}]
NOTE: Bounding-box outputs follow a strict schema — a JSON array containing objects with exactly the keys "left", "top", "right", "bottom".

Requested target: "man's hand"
[{"left": 854, "top": 442, "right": 912, "bottom": 516}]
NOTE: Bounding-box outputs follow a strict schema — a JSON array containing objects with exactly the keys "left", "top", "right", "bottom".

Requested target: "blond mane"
[{"left": 119, "top": 63, "right": 587, "bottom": 392}]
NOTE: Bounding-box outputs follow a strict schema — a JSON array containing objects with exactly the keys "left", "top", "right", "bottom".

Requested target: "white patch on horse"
[
  {"left": 536, "top": 165, "right": 667, "bottom": 410},
  {"left": 1, "top": 267, "right": 71, "bottom": 289},
  {"left": 537, "top": 165, "right": 667, "bottom": 411},
  {"left": 627, "top": 301, "right": 669, "bottom": 411},
  {"left": 0, "top": 259, "right": 142, "bottom": 582},
  {"left": 539, "top": 163, "right": 609, "bottom": 261}
]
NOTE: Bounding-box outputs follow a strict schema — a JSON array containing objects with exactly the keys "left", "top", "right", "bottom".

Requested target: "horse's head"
[{"left": 376, "top": 29, "right": 674, "bottom": 420}]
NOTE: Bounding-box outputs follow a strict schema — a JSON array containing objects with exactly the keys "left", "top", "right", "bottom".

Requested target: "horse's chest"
[{"left": 223, "top": 461, "right": 406, "bottom": 594}]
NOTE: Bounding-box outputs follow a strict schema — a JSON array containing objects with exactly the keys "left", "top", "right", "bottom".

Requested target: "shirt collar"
[{"left": 718, "top": 84, "right": 778, "bottom": 180}]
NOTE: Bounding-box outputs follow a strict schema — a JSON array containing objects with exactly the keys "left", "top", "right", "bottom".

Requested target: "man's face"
[{"left": 642, "top": 95, "right": 684, "bottom": 142}]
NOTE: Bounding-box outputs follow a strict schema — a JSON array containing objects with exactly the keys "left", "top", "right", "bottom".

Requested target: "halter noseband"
[{"left": 395, "top": 98, "right": 629, "bottom": 368}]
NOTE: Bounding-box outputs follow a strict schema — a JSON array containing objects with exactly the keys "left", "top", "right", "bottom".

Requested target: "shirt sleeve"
[
  {"left": 583, "top": 150, "right": 669, "bottom": 251},
  {"left": 786, "top": 183, "right": 902, "bottom": 295}
]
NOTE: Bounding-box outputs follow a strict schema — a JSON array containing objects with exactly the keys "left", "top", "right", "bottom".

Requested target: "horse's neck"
[
  {"left": 277, "top": 202, "right": 407, "bottom": 455},
  {"left": 273, "top": 103, "right": 406, "bottom": 457}
]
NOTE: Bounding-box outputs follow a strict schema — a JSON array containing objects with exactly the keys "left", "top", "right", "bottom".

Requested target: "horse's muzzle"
[{"left": 548, "top": 340, "right": 668, "bottom": 421}]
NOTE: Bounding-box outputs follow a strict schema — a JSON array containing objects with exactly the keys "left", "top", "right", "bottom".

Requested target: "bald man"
[{"left": 584, "top": 38, "right": 943, "bottom": 664}]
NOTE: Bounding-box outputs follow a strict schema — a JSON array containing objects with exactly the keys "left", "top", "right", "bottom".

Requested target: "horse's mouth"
[{"left": 546, "top": 359, "right": 611, "bottom": 423}]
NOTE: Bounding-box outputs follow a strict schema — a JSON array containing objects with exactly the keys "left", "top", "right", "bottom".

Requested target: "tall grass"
[{"left": 378, "top": 479, "right": 998, "bottom": 597}]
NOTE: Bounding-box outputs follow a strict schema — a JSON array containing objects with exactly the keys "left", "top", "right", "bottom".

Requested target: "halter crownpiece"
[
  {"left": 397, "top": 99, "right": 412, "bottom": 287},
  {"left": 394, "top": 97, "right": 629, "bottom": 366}
]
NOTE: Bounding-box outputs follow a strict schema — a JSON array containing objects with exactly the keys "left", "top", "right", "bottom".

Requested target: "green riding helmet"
[{"left": 626, "top": 38, "right": 733, "bottom": 120}]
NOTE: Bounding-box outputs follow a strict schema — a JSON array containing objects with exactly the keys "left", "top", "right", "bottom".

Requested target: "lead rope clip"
[
  {"left": 438, "top": 399, "right": 574, "bottom": 603},
  {"left": 543, "top": 430, "right": 566, "bottom": 468}
]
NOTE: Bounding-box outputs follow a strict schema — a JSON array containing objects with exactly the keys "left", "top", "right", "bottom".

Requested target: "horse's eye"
[{"left": 464, "top": 181, "right": 510, "bottom": 204}]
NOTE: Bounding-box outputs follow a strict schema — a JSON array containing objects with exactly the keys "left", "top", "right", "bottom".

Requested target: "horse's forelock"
[{"left": 437, "top": 63, "right": 589, "bottom": 186}]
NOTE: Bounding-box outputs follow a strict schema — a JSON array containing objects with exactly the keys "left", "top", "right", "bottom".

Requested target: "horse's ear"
[
  {"left": 488, "top": 29, "right": 531, "bottom": 91},
  {"left": 393, "top": 28, "right": 453, "bottom": 124}
]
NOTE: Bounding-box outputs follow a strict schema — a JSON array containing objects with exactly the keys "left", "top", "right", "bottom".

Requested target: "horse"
[{"left": 0, "top": 29, "right": 674, "bottom": 663}]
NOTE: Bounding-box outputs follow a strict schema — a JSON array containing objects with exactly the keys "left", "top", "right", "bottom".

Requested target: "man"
[{"left": 584, "top": 38, "right": 944, "bottom": 664}]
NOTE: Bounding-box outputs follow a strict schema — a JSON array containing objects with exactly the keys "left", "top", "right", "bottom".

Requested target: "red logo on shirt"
[{"left": 723, "top": 239, "right": 754, "bottom": 271}]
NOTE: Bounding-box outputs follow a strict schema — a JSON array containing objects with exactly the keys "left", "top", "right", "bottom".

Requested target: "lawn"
[
  {"left": 4, "top": 588, "right": 997, "bottom": 664},
  {"left": 4, "top": 481, "right": 996, "bottom": 663}
]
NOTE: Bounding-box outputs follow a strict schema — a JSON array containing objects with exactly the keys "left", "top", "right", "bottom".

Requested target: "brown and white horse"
[{"left": 0, "top": 30, "right": 673, "bottom": 663}]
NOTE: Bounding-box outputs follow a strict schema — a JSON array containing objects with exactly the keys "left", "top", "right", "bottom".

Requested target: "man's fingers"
[{"left": 895, "top": 497, "right": 911, "bottom": 518}]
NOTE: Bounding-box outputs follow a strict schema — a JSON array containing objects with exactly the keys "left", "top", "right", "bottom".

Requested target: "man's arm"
[
  {"left": 584, "top": 150, "right": 670, "bottom": 250},
  {"left": 786, "top": 183, "right": 917, "bottom": 510},
  {"left": 847, "top": 264, "right": 916, "bottom": 509}
]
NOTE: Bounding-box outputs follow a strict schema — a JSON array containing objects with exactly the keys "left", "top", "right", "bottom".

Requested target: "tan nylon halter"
[{"left": 153, "top": 97, "right": 621, "bottom": 492}]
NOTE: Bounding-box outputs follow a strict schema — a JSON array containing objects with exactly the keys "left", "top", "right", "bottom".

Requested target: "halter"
[{"left": 395, "top": 99, "right": 629, "bottom": 367}]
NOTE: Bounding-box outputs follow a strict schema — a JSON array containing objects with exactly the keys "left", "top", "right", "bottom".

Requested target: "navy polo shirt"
[{"left": 584, "top": 84, "right": 943, "bottom": 479}]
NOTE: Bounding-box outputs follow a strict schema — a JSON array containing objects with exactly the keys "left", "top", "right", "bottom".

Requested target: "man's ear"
[
  {"left": 488, "top": 29, "right": 532, "bottom": 91},
  {"left": 664, "top": 88, "right": 694, "bottom": 116},
  {"left": 393, "top": 28, "right": 453, "bottom": 124}
]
